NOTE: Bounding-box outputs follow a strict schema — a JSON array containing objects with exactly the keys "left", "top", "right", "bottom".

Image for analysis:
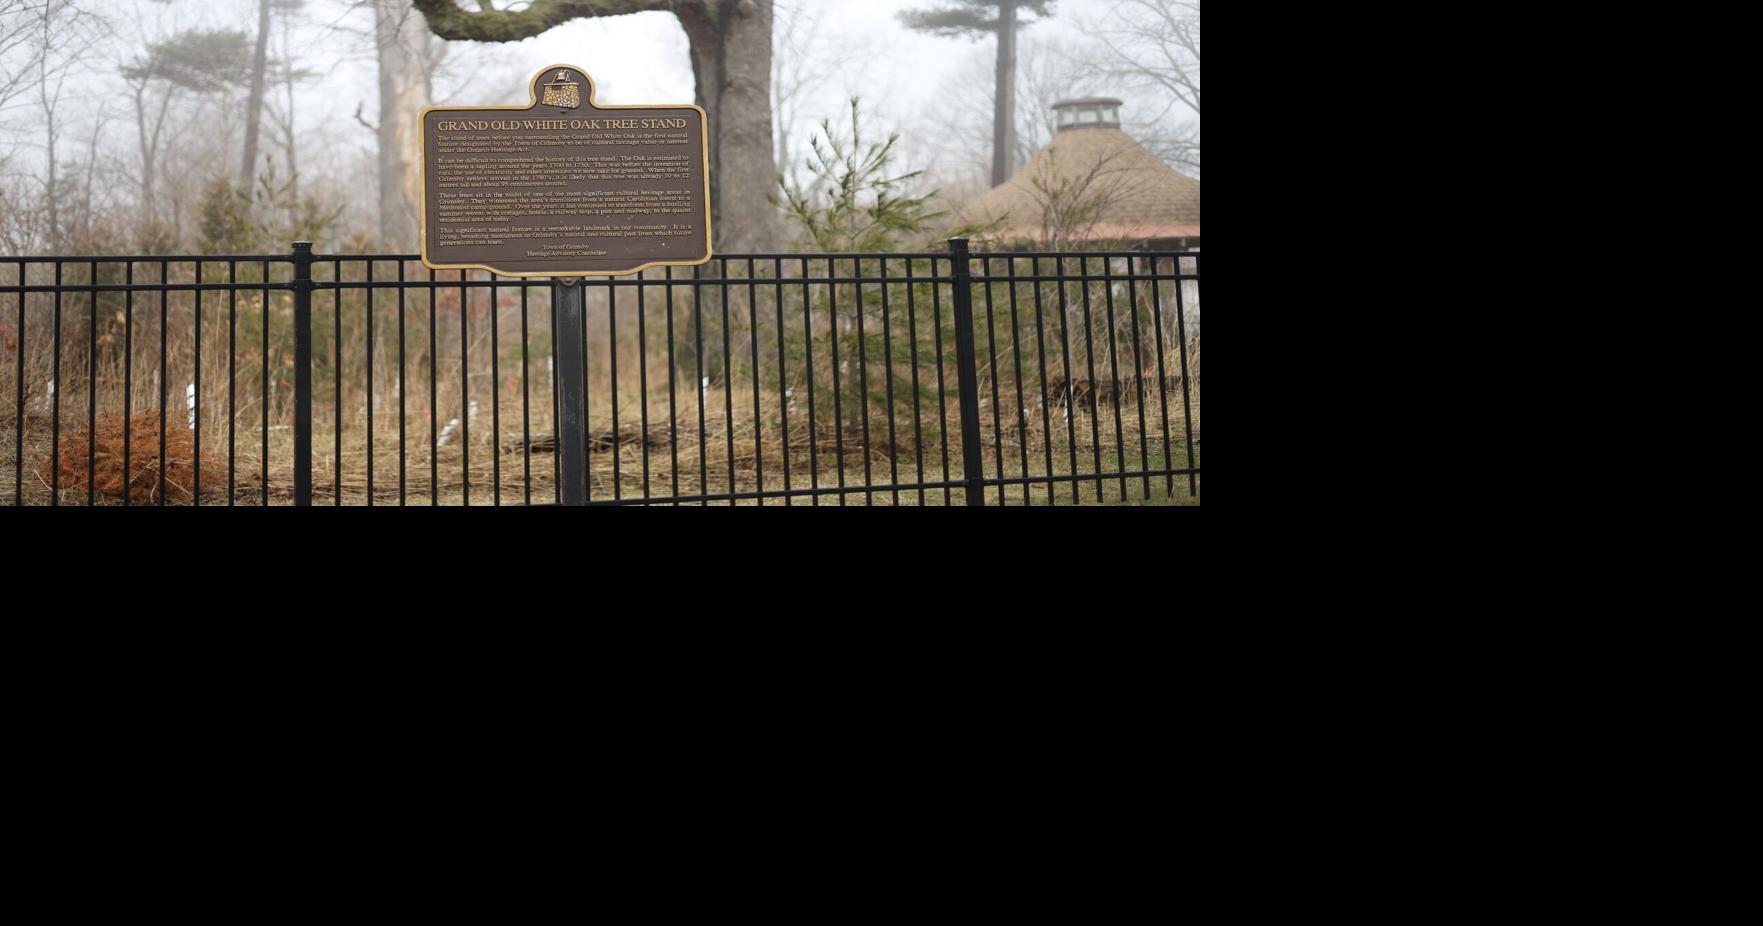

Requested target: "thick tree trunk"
[
  {"left": 673, "top": 1, "right": 778, "bottom": 382},
  {"left": 992, "top": 0, "right": 1018, "bottom": 188},
  {"left": 677, "top": 0, "right": 778, "bottom": 253},
  {"left": 374, "top": 0, "right": 434, "bottom": 251},
  {"left": 240, "top": 0, "right": 271, "bottom": 188}
]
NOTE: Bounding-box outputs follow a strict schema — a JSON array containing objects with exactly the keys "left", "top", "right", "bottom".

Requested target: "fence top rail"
[
  {"left": 2, "top": 248, "right": 1198, "bottom": 264},
  {"left": 299, "top": 271, "right": 1197, "bottom": 286},
  {"left": 0, "top": 282, "right": 293, "bottom": 294},
  {"left": 971, "top": 250, "right": 1199, "bottom": 260},
  {"left": 2, "top": 254, "right": 297, "bottom": 263},
  {"left": 304, "top": 249, "right": 1196, "bottom": 262},
  {"left": 0, "top": 272, "right": 1200, "bottom": 293},
  {"left": 309, "top": 276, "right": 968, "bottom": 287},
  {"left": 311, "top": 251, "right": 967, "bottom": 262}
]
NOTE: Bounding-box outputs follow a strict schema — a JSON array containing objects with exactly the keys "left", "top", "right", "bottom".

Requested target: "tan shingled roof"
[{"left": 956, "top": 126, "right": 1200, "bottom": 244}]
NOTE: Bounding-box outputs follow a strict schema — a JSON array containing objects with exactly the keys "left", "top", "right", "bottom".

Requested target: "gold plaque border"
[{"left": 418, "top": 64, "right": 714, "bottom": 279}]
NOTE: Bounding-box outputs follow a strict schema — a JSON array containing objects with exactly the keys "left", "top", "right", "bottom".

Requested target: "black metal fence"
[{"left": 0, "top": 239, "right": 1200, "bottom": 506}]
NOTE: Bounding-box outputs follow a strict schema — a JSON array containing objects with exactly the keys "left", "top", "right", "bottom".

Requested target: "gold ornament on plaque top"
[{"left": 541, "top": 70, "right": 581, "bottom": 109}]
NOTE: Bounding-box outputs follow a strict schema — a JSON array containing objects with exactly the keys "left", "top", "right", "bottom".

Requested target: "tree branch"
[{"left": 411, "top": 0, "right": 672, "bottom": 42}]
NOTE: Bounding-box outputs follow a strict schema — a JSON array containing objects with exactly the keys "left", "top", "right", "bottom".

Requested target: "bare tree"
[
  {"left": 1087, "top": 0, "right": 1198, "bottom": 115},
  {"left": 39, "top": 11, "right": 61, "bottom": 248},
  {"left": 119, "top": 15, "right": 168, "bottom": 227},
  {"left": 125, "top": 26, "right": 254, "bottom": 243},
  {"left": 1079, "top": 0, "right": 1198, "bottom": 173},
  {"left": 122, "top": 63, "right": 172, "bottom": 227},
  {"left": 124, "top": 26, "right": 253, "bottom": 228},
  {"left": 24, "top": 0, "right": 100, "bottom": 250},
  {"left": 239, "top": 0, "right": 271, "bottom": 187},
  {"left": 263, "top": 0, "right": 316, "bottom": 208},
  {"left": 1135, "top": 119, "right": 1197, "bottom": 178},
  {"left": 771, "top": 2, "right": 892, "bottom": 202},
  {"left": 770, "top": 2, "right": 821, "bottom": 195},
  {"left": 411, "top": 0, "right": 779, "bottom": 252},
  {"left": 71, "top": 96, "right": 107, "bottom": 245},
  {"left": 368, "top": 0, "right": 436, "bottom": 251},
  {"left": 0, "top": 0, "right": 47, "bottom": 118},
  {"left": 1022, "top": 144, "right": 1138, "bottom": 248}
]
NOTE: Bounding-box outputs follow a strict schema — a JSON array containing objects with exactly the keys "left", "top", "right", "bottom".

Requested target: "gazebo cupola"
[
  {"left": 955, "top": 90, "right": 1198, "bottom": 249},
  {"left": 1053, "top": 97, "right": 1123, "bottom": 132}
]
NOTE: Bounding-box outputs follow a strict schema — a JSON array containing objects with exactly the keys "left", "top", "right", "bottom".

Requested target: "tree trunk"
[
  {"left": 132, "top": 84, "right": 152, "bottom": 223},
  {"left": 991, "top": 0, "right": 1018, "bottom": 188},
  {"left": 374, "top": 0, "right": 433, "bottom": 251},
  {"left": 280, "top": 9, "right": 298, "bottom": 209},
  {"left": 239, "top": 0, "right": 271, "bottom": 188},
  {"left": 671, "top": 0, "right": 780, "bottom": 384},
  {"left": 40, "top": 12, "right": 58, "bottom": 250},
  {"left": 676, "top": 0, "right": 778, "bottom": 253},
  {"left": 80, "top": 105, "right": 102, "bottom": 241},
  {"left": 133, "top": 82, "right": 174, "bottom": 228}
]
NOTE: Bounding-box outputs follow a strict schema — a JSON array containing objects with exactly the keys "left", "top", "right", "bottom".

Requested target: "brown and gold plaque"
[{"left": 420, "top": 65, "right": 712, "bottom": 277}]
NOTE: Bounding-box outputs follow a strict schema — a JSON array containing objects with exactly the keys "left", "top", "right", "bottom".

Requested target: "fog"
[{"left": 0, "top": 0, "right": 1198, "bottom": 252}]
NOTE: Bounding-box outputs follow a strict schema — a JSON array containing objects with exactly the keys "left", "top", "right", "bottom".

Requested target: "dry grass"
[
  {"left": 0, "top": 259, "right": 1199, "bottom": 506},
  {"left": 2, "top": 397, "right": 1197, "bottom": 506}
]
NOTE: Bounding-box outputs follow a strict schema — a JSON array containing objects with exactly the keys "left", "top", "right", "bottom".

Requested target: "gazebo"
[{"left": 956, "top": 97, "right": 1200, "bottom": 250}]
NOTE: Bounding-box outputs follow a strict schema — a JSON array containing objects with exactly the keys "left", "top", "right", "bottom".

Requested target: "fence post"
[
  {"left": 553, "top": 278, "right": 588, "bottom": 505},
  {"left": 948, "top": 238, "right": 986, "bottom": 507},
  {"left": 292, "top": 241, "right": 313, "bottom": 507}
]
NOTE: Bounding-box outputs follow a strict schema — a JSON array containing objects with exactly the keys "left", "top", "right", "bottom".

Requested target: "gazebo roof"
[{"left": 956, "top": 122, "right": 1200, "bottom": 245}]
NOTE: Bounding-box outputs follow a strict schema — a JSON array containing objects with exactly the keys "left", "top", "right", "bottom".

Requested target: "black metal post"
[
  {"left": 554, "top": 278, "right": 588, "bottom": 505},
  {"left": 292, "top": 241, "right": 313, "bottom": 506},
  {"left": 948, "top": 238, "right": 986, "bottom": 507}
]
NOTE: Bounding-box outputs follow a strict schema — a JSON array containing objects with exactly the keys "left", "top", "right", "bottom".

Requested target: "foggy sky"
[
  {"left": 1, "top": 2, "right": 1140, "bottom": 140},
  {"left": 0, "top": 0, "right": 1186, "bottom": 204}
]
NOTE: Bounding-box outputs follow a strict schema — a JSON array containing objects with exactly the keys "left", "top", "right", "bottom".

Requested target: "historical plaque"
[{"left": 420, "top": 65, "right": 712, "bottom": 277}]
